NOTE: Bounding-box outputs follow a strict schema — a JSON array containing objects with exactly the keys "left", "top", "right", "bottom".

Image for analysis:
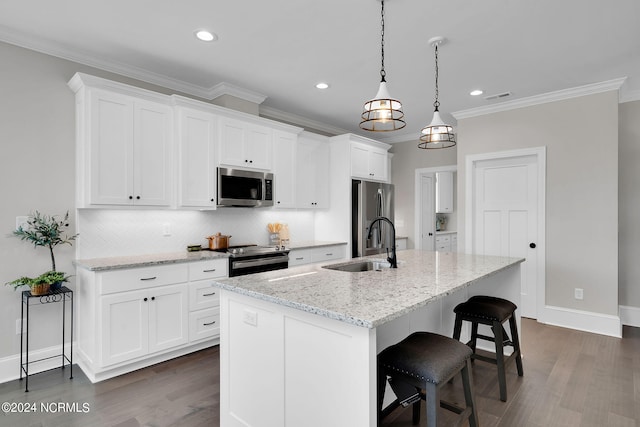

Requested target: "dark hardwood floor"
[{"left": 1, "top": 319, "right": 639, "bottom": 426}]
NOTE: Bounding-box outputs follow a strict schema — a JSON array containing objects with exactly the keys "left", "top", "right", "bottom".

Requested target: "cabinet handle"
[
  {"left": 203, "top": 320, "right": 217, "bottom": 326},
  {"left": 203, "top": 292, "right": 217, "bottom": 297},
  {"left": 326, "top": 253, "right": 333, "bottom": 256},
  {"left": 369, "top": 173, "right": 374, "bottom": 176},
  {"left": 144, "top": 297, "right": 148, "bottom": 302},
  {"left": 203, "top": 269, "right": 217, "bottom": 272},
  {"left": 136, "top": 196, "right": 140, "bottom": 200},
  {"left": 140, "top": 276, "right": 157, "bottom": 281},
  {"left": 129, "top": 196, "right": 133, "bottom": 200},
  {"left": 151, "top": 296, "right": 155, "bottom": 301},
  {"left": 210, "top": 198, "right": 214, "bottom": 202},
  {"left": 295, "top": 257, "right": 304, "bottom": 260},
  {"left": 249, "top": 160, "right": 253, "bottom": 163}
]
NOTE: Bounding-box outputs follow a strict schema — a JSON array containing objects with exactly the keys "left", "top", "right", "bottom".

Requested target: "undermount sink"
[{"left": 323, "top": 260, "right": 394, "bottom": 272}]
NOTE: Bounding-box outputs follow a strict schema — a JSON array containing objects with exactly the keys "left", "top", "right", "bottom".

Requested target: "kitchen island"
[{"left": 213, "top": 250, "right": 524, "bottom": 427}]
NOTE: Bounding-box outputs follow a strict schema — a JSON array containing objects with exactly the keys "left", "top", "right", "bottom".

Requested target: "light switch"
[{"left": 243, "top": 309, "right": 257, "bottom": 326}]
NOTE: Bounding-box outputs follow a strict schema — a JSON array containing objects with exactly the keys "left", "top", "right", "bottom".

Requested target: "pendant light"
[
  {"left": 419, "top": 36, "right": 456, "bottom": 149},
  {"left": 360, "top": 0, "right": 405, "bottom": 132}
]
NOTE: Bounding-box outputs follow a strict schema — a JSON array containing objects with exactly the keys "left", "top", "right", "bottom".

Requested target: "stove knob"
[
  {"left": 230, "top": 248, "right": 237, "bottom": 254},
  {"left": 238, "top": 248, "right": 244, "bottom": 254}
]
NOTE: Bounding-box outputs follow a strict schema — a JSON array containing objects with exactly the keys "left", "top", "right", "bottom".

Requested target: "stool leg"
[
  {"left": 509, "top": 316, "right": 524, "bottom": 376},
  {"left": 470, "top": 321, "right": 479, "bottom": 353},
  {"left": 493, "top": 320, "right": 507, "bottom": 402},
  {"left": 425, "top": 382, "right": 438, "bottom": 427},
  {"left": 461, "top": 359, "right": 479, "bottom": 427},
  {"left": 377, "top": 367, "right": 387, "bottom": 423},
  {"left": 412, "top": 399, "right": 420, "bottom": 425},
  {"left": 453, "top": 314, "right": 463, "bottom": 341}
]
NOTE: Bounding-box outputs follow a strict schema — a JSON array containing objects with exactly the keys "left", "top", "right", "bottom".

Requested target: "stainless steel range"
[{"left": 225, "top": 245, "right": 289, "bottom": 277}]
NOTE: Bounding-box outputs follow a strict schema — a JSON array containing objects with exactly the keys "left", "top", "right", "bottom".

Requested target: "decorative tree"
[{"left": 13, "top": 211, "right": 78, "bottom": 271}]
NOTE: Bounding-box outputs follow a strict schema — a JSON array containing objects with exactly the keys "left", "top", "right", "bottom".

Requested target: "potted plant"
[
  {"left": 7, "top": 271, "right": 70, "bottom": 296},
  {"left": 6, "top": 211, "right": 77, "bottom": 292}
]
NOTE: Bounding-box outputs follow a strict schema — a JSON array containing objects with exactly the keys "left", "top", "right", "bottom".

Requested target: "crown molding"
[
  {"left": 207, "top": 82, "right": 267, "bottom": 104},
  {"left": 259, "top": 105, "right": 351, "bottom": 136},
  {"left": 453, "top": 77, "right": 628, "bottom": 120},
  {"left": 620, "top": 88, "right": 640, "bottom": 103}
]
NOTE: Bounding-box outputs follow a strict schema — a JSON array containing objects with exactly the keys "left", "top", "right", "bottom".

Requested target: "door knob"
[
  {"left": 529, "top": 243, "right": 536, "bottom": 248},
  {"left": 428, "top": 232, "right": 433, "bottom": 236}
]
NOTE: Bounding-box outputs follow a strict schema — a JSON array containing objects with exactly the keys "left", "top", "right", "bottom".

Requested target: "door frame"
[
  {"left": 465, "top": 146, "right": 546, "bottom": 321},
  {"left": 414, "top": 165, "right": 457, "bottom": 250}
]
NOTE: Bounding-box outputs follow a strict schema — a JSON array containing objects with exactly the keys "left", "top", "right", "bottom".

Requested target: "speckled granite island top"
[
  {"left": 74, "top": 250, "right": 229, "bottom": 271},
  {"left": 214, "top": 250, "right": 524, "bottom": 329}
]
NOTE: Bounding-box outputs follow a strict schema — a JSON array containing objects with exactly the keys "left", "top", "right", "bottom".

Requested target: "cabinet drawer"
[
  {"left": 189, "top": 280, "right": 221, "bottom": 311},
  {"left": 99, "top": 264, "right": 188, "bottom": 295},
  {"left": 435, "top": 235, "right": 451, "bottom": 244},
  {"left": 188, "top": 258, "right": 228, "bottom": 281},
  {"left": 311, "top": 245, "right": 346, "bottom": 263},
  {"left": 189, "top": 307, "right": 220, "bottom": 342},
  {"left": 288, "top": 248, "right": 313, "bottom": 266}
]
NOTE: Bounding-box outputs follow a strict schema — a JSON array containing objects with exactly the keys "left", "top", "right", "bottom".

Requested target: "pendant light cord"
[
  {"left": 380, "top": 0, "right": 386, "bottom": 82},
  {"left": 433, "top": 44, "right": 440, "bottom": 111}
]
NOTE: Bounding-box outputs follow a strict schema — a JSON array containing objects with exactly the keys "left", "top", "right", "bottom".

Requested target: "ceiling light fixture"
[
  {"left": 359, "top": 0, "right": 405, "bottom": 132},
  {"left": 316, "top": 82, "right": 329, "bottom": 89},
  {"left": 470, "top": 89, "right": 483, "bottom": 96},
  {"left": 195, "top": 29, "right": 217, "bottom": 42},
  {"left": 419, "top": 36, "right": 456, "bottom": 149}
]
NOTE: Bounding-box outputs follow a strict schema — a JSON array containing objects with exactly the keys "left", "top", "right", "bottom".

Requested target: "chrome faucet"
[{"left": 367, "top": 216, "right": 398, "bottom": 268}]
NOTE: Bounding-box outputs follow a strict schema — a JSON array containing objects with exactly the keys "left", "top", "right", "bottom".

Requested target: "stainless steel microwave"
[{"left": 217, "top": 167, "right": 274, "bottom": 207}]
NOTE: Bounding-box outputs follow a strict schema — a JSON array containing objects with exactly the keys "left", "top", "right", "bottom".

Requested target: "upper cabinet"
[
  {"left": 435, "top": 171, "right": 454, "bottom": 213},
  {"left": 296, "top": 133, "right": 330, "bottom": 209},
  {"left": 176, "top": 106, "right": 218, "bottom": 209},
  {"left": 272, "top": 130, "right": 298, "bottom": 208},
  {"left": 350, "top": 140, "right": 389, "bottom": 182},
  {"left": 219, "top": 117, "right": 272, "bottom": 171},
  {"left": 69, "top": 74, "right": 173, "bottom": 208}
]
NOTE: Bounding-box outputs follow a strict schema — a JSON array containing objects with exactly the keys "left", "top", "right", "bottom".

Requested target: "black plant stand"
[{"left": 20, "top": 286, "right": 73, "bottom": 392}]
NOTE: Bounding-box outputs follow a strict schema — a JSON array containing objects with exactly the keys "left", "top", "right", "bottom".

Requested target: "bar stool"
[
  {"left": 453, "top": 295, "right": 523, "bottom": 402},
  {"left": 378, "top": 332, "right": 479, "bottom": 427}
]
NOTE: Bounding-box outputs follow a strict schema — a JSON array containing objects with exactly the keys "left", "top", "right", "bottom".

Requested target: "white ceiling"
[{"left": 1, "top": 0, "right": 639, "bottom": 142}]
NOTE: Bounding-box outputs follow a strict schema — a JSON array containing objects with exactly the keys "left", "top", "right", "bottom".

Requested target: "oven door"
[{"left": 229, "top": 255, "right": 289, "bottom": 277}]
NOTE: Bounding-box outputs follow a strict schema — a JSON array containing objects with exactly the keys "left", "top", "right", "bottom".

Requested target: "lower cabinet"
[
  {"left": 77, "top": 258, "right": 227, "bottom": 382},
  {"left": 288, "top": 244, "right": 347, "bottom": 267},
  {"left": 435, "top": 233, "right": 457, "bottom": 252}
]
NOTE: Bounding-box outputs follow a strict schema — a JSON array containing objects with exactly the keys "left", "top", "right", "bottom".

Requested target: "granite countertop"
[
  {"left": 73, "top": 241, "right": 347, "bottom": 271},
  {"left": 74, "top": 250, "right": 230, "bottom": 271},
  {"left": 213, "top": 250, "right": 524, "bottom": 329}
]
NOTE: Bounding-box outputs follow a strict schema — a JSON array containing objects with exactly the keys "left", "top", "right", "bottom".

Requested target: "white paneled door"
[
  {"left": 421, "top": 175, "right": 435, "bottom": 251},
  {"left": 471, "top": 150, "right": 543, "bottom": 319}
]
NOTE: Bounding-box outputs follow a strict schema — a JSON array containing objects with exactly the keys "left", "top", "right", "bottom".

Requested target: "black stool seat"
[
  {"left": 453, "top": 295, "right": 523, "bottom": 402},
  {"left": 378, "top": 332, "right": 479, "bottom": 427},
  {"left": 455, "top": 295, "right": 517, "bottom": 322}
]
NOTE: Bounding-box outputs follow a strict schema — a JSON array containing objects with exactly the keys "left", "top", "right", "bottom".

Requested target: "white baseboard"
[
  {"left": 619, "top": 305, "right": 640, "bottom": 328},
  {"left": 0, "top": 343, "right": 73, "bottom": 385},
  {"left": 540, "top": 305, "right": 622, "bottom": 338}
]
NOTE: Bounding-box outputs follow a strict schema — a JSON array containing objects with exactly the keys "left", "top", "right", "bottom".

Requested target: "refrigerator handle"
[{"left": 357, "top": 182, "right": 364, "bottom": 257}]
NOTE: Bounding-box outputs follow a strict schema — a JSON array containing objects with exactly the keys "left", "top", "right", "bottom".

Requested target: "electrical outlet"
[
  {"left": 243, "top": 309, "right": 257, "bottom": 326},
  {"left": 574, "top": 288, "right": 584, "bottom": 300},
  {"left": 16, "top": 318, "right": 23, "bottom": 335}
]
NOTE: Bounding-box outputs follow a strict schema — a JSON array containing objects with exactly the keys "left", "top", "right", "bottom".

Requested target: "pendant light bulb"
[
  {"left": 360, "top": 0, "right": 405, "bottom": 132},
  {"left": 419, "top": 37, "right": 456, "bottom": 149}
]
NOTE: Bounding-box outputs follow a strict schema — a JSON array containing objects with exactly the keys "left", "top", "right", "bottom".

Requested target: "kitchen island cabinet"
[{"left": 214, "top": 250, "right": 523, "bottom": 427}]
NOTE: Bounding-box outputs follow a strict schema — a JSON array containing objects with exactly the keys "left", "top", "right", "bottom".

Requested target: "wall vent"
[{"left": 484, "top": 91, "right": 512, "bottom": 101}]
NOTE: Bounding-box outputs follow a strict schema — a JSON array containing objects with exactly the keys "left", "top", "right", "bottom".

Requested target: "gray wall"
[
  {"left": 619, "top": 100, "right": 640, "bottom": 308},
  {"left": 456, "top": 91, "right": 619, "bottom": 316}
]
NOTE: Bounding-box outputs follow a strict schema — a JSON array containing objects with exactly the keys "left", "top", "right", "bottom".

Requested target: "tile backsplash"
[{"left": 77, "top": 208, "right": 316, "bottom": 259}]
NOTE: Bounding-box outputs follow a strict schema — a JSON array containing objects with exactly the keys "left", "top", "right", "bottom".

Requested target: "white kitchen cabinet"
[
  {"left": 273, "top": 130, "right": 298, "bottom": 208},
  {"left": 296, "top": 134, "right": 330, "bottom": 208},
  {"left": 176, "top": 106, "right": 218, "bottom": 209},
  {"left": 187, "top": 258, "right": 227, "bottom": 342},
  {"left": 351, "top": 141, "right": 389, "bottom": 182},
  {"left": 288, "top": 244, "right": 347, "bottom": 266},
  {"left": 396, "top": 237, "right": 408, "bottom": 251},
  {"left": 435, "top": 232, "right": 457, "bottom": 252},
  {"left": 82, "top": 88, "right": 172, "bottom": 207},
  {"left": 100, "top": 282, "right": 188, "bottom": 367},
  {"left": 219, "top": 117, "right": 272, "bottom": 170},
  {"left": 436, "top": 171, "right": 454, "bottom": 213}
]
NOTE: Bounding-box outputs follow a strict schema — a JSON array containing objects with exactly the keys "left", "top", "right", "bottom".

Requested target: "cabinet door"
[
  {"left": 219, "top": 118, "right": 246, "bottom": 167},
  {"left": 100, "top": 289, "right": 149, "bottom": 366},
  {"left": 368, "top": 148, "right": 388, "bottom": 182},
  {"left": 178, "top": 108, "right": 218, "bottom": 208},
  {"left": 350, "top": 143, "right": 370, "bottom": 179},
  {"left": 435, "top": 171, "right": 454, "bottom": 213},
  {"left": 245, "top": 124, "right": 272, "bottom": 170},
  {"left": 134, "top": 100, "right": 172, "bottom": 206},
  {"left": 89, "top": 90, "right": 135, "bottom": 205},
  {"left": 148, "top": 284, "right": 189, "bottom": 353},
  {"left": 296, "top": 138, "right": 329, "bottom": 208},
  {"left": 273, "top": 131, "right": 297, "bottom": 208},
  {"left": 313, "top": 141, "right": 330, "bottom": 208}
]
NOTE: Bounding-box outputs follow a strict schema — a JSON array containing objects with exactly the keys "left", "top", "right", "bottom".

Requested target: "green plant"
[
  {"left": 5, "top": 271, "right": 70, "bottom": 290},
  {"left": 12, "top": 211, "right": 78, "bottom": 271}
]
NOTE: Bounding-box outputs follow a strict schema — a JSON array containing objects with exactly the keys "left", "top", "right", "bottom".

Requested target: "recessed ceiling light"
[
  {"left": 470, "top": 89, "right": 484, "bottom": 96},
  {"left": 195, "top": 29, "right": 217, "bottom": 42},
  {"left": 315, "top": 82, "right": 329, "bottom": 89}
]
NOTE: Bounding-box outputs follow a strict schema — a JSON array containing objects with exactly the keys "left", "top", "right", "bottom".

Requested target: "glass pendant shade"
[
  {"left": 360, "top": 81, "right": 406, "bottom": 131},
  {"left": 418, "top": 109, "right": 456, "bottom": 149}
]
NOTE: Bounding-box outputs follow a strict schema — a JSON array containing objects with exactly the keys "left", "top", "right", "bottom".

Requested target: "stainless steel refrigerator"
[{"left": 352, "top": 180, "right": 395, "bottom": 258}]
